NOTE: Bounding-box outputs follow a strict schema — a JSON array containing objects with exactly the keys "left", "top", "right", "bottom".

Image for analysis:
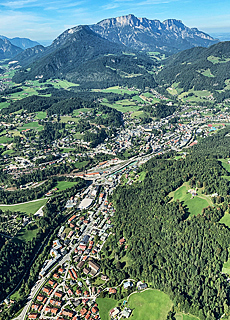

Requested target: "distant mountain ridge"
[
  {"left": 0, "top": 36, "right": 40, "bottom": 50},
  {"left": 13, "top": 25, "right": 157, "bottom": 89},
  {"left": 11, "top": 14, "right": 219, "bottom": 90},
  {"left": 0, "top": 38, "right": 23, "bottom": 60},
  {"left": 90, "top": 14, "right": 218, "bottom": 53}
]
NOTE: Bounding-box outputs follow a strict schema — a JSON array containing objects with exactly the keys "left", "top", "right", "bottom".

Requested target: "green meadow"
[
  {"left": 97, "top": 289, "right": 173, "bottom": 320},
  {"left": 0, "top": 198, "right": 48, "bottom": 215},
  {"left": 169, "top": 182, "right": 212, "bottom": 216}
]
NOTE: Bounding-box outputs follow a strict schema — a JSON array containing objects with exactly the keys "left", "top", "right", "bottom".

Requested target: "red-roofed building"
[
  {"left": 80, "top": 308, "right": 87, "bottom": 316},
  {"left": 69, "top": 269, "right": 75, "bottom": 281},
  {"left": 51, "top": 308, "right": 59, "bottom": 315},
  {"left": 28, "top": 314, "right": 38, "bottom": 319},
  {"left": 72, "top": 268, "right": 78, "bottom": 279},
  {"left": 109, "top": 288, "right": 117, "bottom": 294},
  {"left": 48, "top": 280, "right": 55, "bottom": 286},
  {"left": 42, "top": 287, "right": 52, "bottom": 296},
  {"left": 54, "top": 291, "right": 63, "bottom": 299},
  {"left": 58, "top": 267, "right": 64, "bottom": 274},
  {"left": 31, "top": 304, "right": 39, "bottom": 311},
  {"left": 44, "top": 306, "right": 51, "bottom": 313},
  {"left": 67, "top": 288, "right": 73, "bottom": 296},
  {"left": 119, "top": 238, "right": 125, "bottom": 245},
  {"left": 62, "top": 310, "right": 74, "bottom": 317},
  {"left": 92, "top": 306, "right": 98, "bottom": 314},
  {"left": 68, "top": 215, "right": 76, "bottom": 223},
  {"left": 37, "top": 295, "right": 44, "bottom": 302}
]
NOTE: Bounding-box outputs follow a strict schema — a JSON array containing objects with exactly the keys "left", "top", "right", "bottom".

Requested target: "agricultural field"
[
  {"left": 60, "top": 115, "right": 79, "bottom": 123},
  {"left": 35, "top": 111, "right": 47, "bottom": 119},
  {"left": 103, "top": 101, "right": 141, "bottom": 113},
  {"left": 207, "top": 55, "right": 230, "bottom": 64},
  {"left": 97, "top": 289, "right": 173, "bottom": 320},
  {"left": 131, "top": 111, "right": 145, "bottom": 118},
  {"left": 45, "top": 79, "right": 79, "bottom": 89},
  {"left": 197, "top": 68, "right": 215, "bottom": 77},
  {"left": 73, "top": 108, "right": 93, "bottom": 116},
  {"left": 219, "top": 158, "right": 230, "bottom": 173},
  {"left": 16, "top": 224, "right": 40, "bottom": 242},
  {"left": 0, "top": 101, "right": 9, "bottom": 109},
  {"left": 93, "top": 86, "right": 139, "bottom": 95},
  {"left": 178, "top": 89, "right": 213, "bottom": 103},
  {"left": 169, "top": 182, "right": 212, "bottom": 216},
  {"left": 219, "top": 212, "right": 230, "bottom": 227},
  {"left": 222, "top": 254, "right": 230, "bottom": 275},
  {"left": 176, "top": 313, "right": 200, "bottom": 320},
  {"left": 0, "top": 198, "right": 48, "bottom": 216},
  {"left": 18, "top": 121, "right": 43, "bottom": 132},
  {"left": 56, "top": 180, "right": 80, "bottom": 191},
  {"left": 96, "top": 298, "right": 117, "bottom": 320},
  {"left": 127, "top": 289, "right": 172, "bottom": 320}
]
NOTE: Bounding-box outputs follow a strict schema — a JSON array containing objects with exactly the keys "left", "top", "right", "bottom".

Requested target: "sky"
[{"left": 0, "top": 0, "right": 230, "bottom": 43}]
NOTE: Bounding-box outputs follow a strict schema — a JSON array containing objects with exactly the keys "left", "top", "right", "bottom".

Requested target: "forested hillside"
[
  {"left": 157, "top": 41, "right": 230, "bottom": 101},
  {"left": 110, "top": 128, "right": 230, "bottom": 320}
]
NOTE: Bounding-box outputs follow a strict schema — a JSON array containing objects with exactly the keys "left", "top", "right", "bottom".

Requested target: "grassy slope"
[
  {"left": 56, "top": 180, "right": 79, "bottom": 191},
  {"left": 128, "top": 290, "right": 172, "bottom": 320},
  {"left": 169, "top": 182, "right": 212, "bottom": 216},
  {"left": 0, "top": 198, "right": 47, "bottom": 215},
  {"left": 176, "top": 314, "right": 200, "bottom": 320},
  {"left": 97, "top": 298, "right": 117, "bottom": 320},
  {"left": 97, "top": 289, "right": 173, "bottom": 320}
]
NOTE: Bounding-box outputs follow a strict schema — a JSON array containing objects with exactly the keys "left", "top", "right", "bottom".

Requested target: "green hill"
[
  {"left": 157, "top": 41, "right": 230, "bottom": 102},
  {"left": 13, "top": 26, "right": 157, "bottom": 90}
]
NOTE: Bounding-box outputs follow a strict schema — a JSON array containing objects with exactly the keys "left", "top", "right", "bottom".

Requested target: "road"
[{"left": 12, "top": 142, "right": 177, "bottom": 320}]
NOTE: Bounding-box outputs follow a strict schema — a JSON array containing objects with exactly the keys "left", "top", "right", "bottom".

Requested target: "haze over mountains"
[{"left": 0, "top": 36, "right": 40, "bottom": 50}]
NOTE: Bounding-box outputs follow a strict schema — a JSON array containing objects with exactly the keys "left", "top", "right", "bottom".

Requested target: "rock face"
[
  {"left": 90, "top": 14, "right": 218, "bottom": 53},
  {"left": 0, "top": 38, "right": 23, "bottom": 60}
]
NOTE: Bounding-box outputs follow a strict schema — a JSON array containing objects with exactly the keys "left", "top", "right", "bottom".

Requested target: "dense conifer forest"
[{"left": 107, "top": 128, "right": 230, "bottom": 320}]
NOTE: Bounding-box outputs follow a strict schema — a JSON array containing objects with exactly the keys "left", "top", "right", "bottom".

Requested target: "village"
[{"left": 21, "top": 175, "right": 148, "bottom": 320}]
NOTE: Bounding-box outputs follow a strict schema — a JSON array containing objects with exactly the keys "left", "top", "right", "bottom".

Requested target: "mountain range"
[
  {"left": 0, "top": 38, "right": 23, "bottom": 60},
  {"left": 12, "top": 25, "right": 156, "bottom": 89},
  {"left": 90, "top": 14, "right": 218, "bottom": 54},
  {"left": 0, "top": 14, "right": 218, "bottom": 62},
  {"left": 0, "top": 36, "right": 40, "bottom": 50},
  {"left": 1, "top": 14, "right": 225, "bottom": 93}
]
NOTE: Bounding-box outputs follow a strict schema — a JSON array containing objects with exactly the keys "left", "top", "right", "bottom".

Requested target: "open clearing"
[
  {"left": 97, "top": 289, "right": 173, "bottom": 320},
  {"left": 219, "top": 212, "right": 230, "bottom": 227},
  {"left": 222, "top": 256, "right": 230, "bottom": 276},
  {"left": 16, "top": 224, "right": 40, "bottom": 242},
  {"left": 96, "top": 298, "right": 117, "bottom": 320},
  {"left": 176, "top": 313, "right": 200, "bottom": 320},
  {"left": 19, "top": 121, "right": 43, "bottom": 132},
  {"left": 128, "top": 289, "right": 172, "bottom": 320},
  {"left": 0, "top": 198, "right": 48, "bottom": 215},
  {"left": 56, "top": 180, "right": 79, "bottom": 191},
  {"left": 169, "top": 182, "right": 212, "bottom": 216},
  {"left": 93, "top": 86, "right": 139, "bottom": 95}
]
